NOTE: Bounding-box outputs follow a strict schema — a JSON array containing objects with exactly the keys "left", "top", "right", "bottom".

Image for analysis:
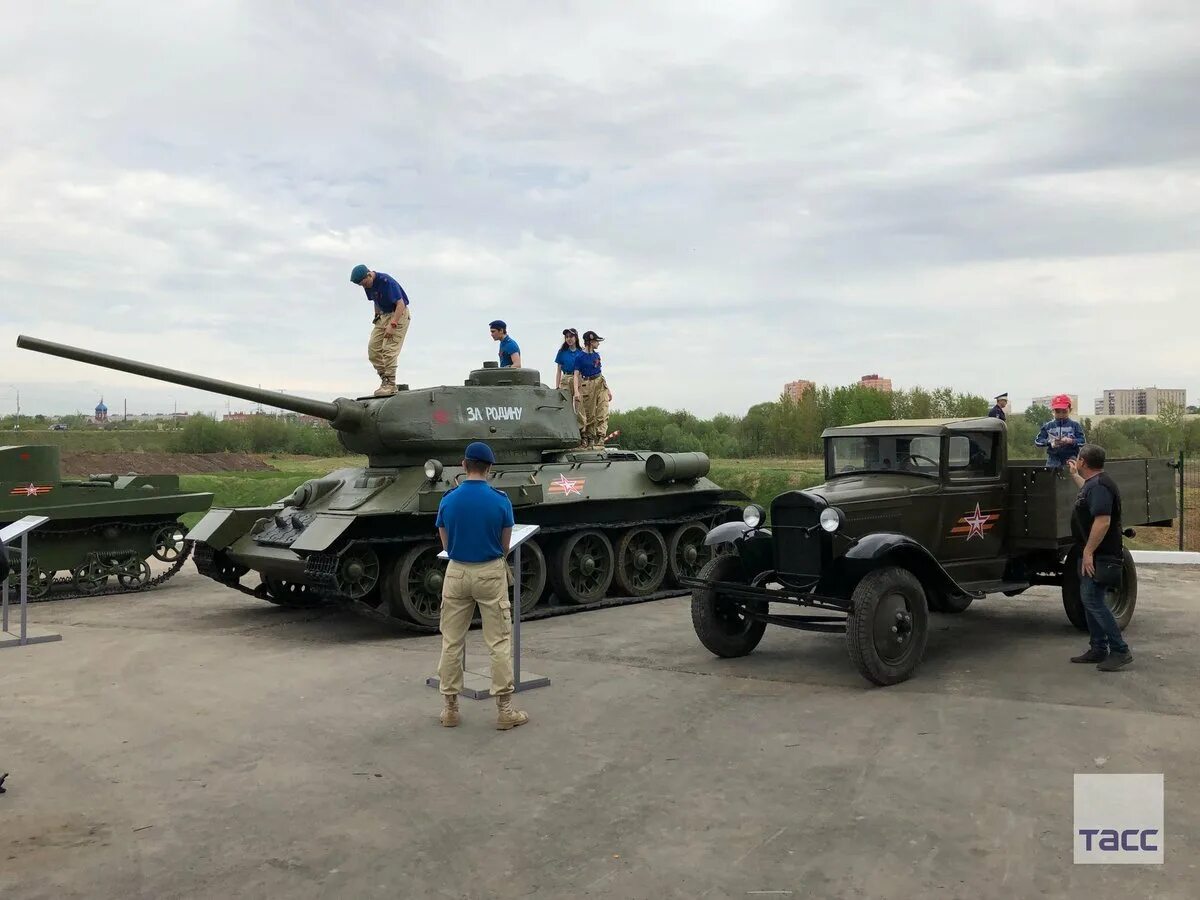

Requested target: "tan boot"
[
  {"left": 374, "top": 375, "right": 397, "bottom": 397},
  {"left": 439, "top": 693, "right": 460, "bottom": 727},
  {"left": 495, "top": 694, "right": 529, "bottom": 731}
]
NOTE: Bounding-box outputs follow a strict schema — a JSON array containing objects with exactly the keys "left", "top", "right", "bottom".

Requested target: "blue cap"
[
  {"left": 350, "top": 264, "right": 370, "bottom": 284},
  {"left": 464, "top": 441, "right": 496, "bottom": 464},
  {"left": 488, "top": 320, "right": 506, "bottom": 331}
]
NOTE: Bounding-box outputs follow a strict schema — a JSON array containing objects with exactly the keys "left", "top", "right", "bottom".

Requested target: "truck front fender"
[
  {"left": 704, "top": 521, "right": 771, "bottom": 546},
  {"left": 833, "top": 532, "right": 971, "bottom": 601}
]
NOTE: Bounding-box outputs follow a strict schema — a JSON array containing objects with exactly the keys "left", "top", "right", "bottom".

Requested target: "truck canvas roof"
[{"left": 820, "top": 417, "right": 1005, "bottom": 438}]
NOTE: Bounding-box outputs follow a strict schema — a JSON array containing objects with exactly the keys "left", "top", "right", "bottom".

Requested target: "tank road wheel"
[
  {"left": 614, "top": 526, "right": 669, "bottom": 597},
  {"left": 508, "top": 538, "right": 547, "bottom": 616},
  {"left": 7, "top": 559, "right": 54, "bottom": 600},
  {"left": 336, "top": 545, "right": 381, "bottom": 602},
  {"left": 549, "top": 530, "right": 614, "bottom": 604},
  {"left": 262, "top": 575, "right": 324, "bottom": 609},
  {"left": 691, "top": 554, "right": 766, "bottom": 658},
  {"left": 667, "top": 522, "right": 714, "bottom": 586},
  {"left": 116, "top": 560, "right": 153, "bottom": 591},
  {"left": 1062, "top": 546, "right": 1137, "bottom": 632},
  {"left": 152, "top": 524, "right": 188, "bottom": 563},
  {"left": 846, "top": 567, "right": 930, "bottom": 687},
  {"left": 386, "top": 542, "right": 448, "bottom": 628},
  {"left": 72, "top": 561, "right": 109, "bottom": 594}
]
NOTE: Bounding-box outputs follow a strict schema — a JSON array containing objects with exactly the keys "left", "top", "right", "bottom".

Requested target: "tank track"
[
  {"left": 9, "top": 519, "right": 194, "bottom": 603},
  {"left": 192, "top": 505, "right": 737, "bottom": 633}
]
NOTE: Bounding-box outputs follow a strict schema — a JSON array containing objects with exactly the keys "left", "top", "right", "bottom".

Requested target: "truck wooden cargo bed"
[{"left": 1007, "top": 458, "right": 1175, "bottom": 550}]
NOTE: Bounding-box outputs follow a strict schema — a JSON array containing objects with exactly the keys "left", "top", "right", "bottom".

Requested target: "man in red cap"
[{"left": 1034, "top": 394, "right": 1085, "bottom": 468}]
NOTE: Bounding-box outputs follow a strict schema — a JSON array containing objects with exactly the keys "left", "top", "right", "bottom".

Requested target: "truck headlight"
[
  {"left": 819, "top": 507, "right": 844, "bottom": 533},
  {"left": 424, "top": 459, "right": 444, "bottom": 481},
  {"left": 742, "top": 504, "right": 766, "bottom": 528}
]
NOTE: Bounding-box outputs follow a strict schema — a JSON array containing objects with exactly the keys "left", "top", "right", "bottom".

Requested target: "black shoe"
[
  {"left": 1097, "top": 652, "right": 1133, "bottom": 672},
  {"left": 1071, "top": 648, "right": 1108, "bottom": 664}
]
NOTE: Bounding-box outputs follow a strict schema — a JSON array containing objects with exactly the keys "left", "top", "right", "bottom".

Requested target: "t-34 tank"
[
  {"left": 17, "top": 335, "right": 746, "bottom": 629},
  {"left": 0, "top": 444, "right": 212, "bottom": 599}
]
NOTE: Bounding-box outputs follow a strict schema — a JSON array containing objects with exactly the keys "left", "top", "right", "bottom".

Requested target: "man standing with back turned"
[
  {"left": 350, "top": 264, "right": 410, "bottom": 397},
  {"left": 434, "top": 441, "right": 531, "bottom": 730},
  {"left": 1067, "top": 444, "right": 1132, "bottom": 671}
]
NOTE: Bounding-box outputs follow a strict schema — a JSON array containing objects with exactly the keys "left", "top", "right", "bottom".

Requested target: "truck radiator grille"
[{"left": 771, "top": 505, "right": 822, "bottom": 580}]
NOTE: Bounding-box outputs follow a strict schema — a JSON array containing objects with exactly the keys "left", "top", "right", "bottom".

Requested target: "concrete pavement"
[{"left": 3, "top": 566, "right": 1199, "bottom": 899}]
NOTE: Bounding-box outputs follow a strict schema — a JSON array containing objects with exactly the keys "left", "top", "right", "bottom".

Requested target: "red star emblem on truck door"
[{"left": 951, "top": 503, "right": 999, "bottom": 540}]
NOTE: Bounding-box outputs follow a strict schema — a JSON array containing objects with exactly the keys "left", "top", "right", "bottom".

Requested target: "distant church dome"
[{"left": 95, "top": 398, "right": 108, "bottom": 419}]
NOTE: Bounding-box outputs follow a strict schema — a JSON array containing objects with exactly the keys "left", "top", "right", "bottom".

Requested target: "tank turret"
[{"left": 16, "top": 336, "right": 580, "bottom": 465}]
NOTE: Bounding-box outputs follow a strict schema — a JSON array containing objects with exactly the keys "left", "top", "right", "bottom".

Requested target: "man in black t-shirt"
[{"left": 1067, "top": 444, "right": 1132, "bottom": 671}]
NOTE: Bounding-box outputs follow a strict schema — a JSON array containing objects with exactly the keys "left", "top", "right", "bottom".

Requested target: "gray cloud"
[{"left": 2, "top": 0, "right": 1197, "bottom": 419}]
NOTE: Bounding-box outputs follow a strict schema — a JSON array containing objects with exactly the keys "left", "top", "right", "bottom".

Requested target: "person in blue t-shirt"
[
  {"left": 488, "top": 320, "right": 521, "bottom": 368},
  {"left": 554, "top": 328, "right": 586, "bottom": 444},
  {"left": 577, "top": 330, "right": 613, "bottom": 449},
  {"left": 350, "top": 263, "right": 411, "bottom": 397},
  {"left": 1034, "top": 394, "right": 1086, "bottom": 468},
  {"left": 433, "top": 441, "right": 529, "bottom": 731}
]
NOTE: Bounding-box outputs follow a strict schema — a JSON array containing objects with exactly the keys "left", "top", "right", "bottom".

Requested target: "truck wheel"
[
  {"left": 691, "top": 554, "right": 766, "bottom": 658},
  {"left": 1062, "top": 547, "right": 1137, "bottom": 632},
  {"left": 846, "top": 567, "right": 929, "bottom": 686}
]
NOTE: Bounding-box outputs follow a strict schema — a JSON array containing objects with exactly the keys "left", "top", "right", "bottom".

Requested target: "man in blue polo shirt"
[
  {"left": 434, "top": 441, "right": 530, "bottom": 731},
  {"left": 488, "top": 320, "right": 521, "bottom": 368},
  {"left": 350, "top": 264, "right": 410, "bottom": 397}
]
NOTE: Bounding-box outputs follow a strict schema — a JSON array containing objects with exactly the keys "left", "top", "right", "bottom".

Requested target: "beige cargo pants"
[
  {"left": 578, "top": 374, "right": 610, "bottom": 445},
  {"left": 367, "top": 309, "right": 410, "bottom": 380},
  {"left": 437, "top": 557, "right": 514, "bottom": 697},
  {"left": 560, "top": 375, "right": 586, "bottom": 436}
]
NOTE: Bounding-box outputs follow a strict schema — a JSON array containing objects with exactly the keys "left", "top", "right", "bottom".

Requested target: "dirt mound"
[{"left": 61, "top": 452, "right": 276, "bottom": 476}]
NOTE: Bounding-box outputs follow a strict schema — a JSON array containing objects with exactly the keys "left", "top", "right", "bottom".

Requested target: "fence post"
[{"left": 1180, "top": 449, "right": 1186, "bottom": 553}]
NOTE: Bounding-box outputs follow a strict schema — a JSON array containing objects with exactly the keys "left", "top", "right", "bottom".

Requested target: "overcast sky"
[{"left": 2, "top": 0, "right": 1197, "bottom": 419}]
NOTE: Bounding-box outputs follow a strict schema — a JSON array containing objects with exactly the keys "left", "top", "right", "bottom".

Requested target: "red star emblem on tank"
[
  {"left": 549, "top": 473, "right": 584, "bottom": 496},
  {"left": 10, "top": 483, "right": 52, "bottom": 497}
]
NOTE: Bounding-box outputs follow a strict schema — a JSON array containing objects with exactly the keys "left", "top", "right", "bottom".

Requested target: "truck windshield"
[{"left": 827, "top": 434, "right": 942, "bottom": 478}]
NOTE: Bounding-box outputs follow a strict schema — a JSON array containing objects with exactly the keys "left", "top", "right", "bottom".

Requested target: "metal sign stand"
[
  {"left": 1, "top": 516, "right": 61, "bottom": 649},
  {"left": 426, "top": 524, "right": 551, "bottom": 699}
]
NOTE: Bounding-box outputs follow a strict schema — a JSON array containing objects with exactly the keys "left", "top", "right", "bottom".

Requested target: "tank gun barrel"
[{"left": 16, "top": 335, "right": 343, "bottom": 422}]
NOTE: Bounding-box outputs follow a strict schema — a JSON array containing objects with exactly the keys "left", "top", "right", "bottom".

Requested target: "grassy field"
[{"left": 0, "top": 429, "right": 177, "bottom": 451}]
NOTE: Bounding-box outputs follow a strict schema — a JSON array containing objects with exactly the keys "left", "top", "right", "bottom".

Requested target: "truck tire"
[
  {"left": 1062, "top": 546, "right": 1137, "bottom": 632},
  {"left": 846, "top": 567, "right": 929, "bottom": 686},
  {"left": 691, "top": 554, "right": 766, "bottom": 658}
]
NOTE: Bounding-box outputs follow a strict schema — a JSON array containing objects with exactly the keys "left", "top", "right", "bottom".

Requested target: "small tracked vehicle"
[{"left": 0, "top": 444, "right": 212, "bottom": 599}]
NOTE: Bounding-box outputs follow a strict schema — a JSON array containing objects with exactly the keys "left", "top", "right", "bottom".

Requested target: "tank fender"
[
  {"left": 188, "top": 507, "right": 275, "bottom": 550},
  {"left": 704, "top": 521, "right": 771, "bottom": 546},
  {"left": 835, "top": 532, "right": 968, "bottom": 600}
]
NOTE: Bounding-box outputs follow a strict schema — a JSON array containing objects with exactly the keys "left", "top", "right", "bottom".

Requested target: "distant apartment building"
[
  {"left": 1094, "top": 387, "right": 1187, "bottom": 416},
  {"left": 1031, "top": 394, "right": 1080, "bottom": 413},
  {"left": 859, "top": 374, "right": 892, "bottom": 392},
  {"left": 784, "top": 379, "right": 815, "bottom": 401}
]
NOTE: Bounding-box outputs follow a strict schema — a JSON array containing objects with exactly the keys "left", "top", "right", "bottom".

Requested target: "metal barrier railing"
[{"left": 1, "top": 515, "right": 62, "bottom": 649}]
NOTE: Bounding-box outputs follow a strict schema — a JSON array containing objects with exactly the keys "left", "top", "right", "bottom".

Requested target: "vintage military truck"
[{"left": 684, "top": 418, "right": 1176, "bottom": 686}]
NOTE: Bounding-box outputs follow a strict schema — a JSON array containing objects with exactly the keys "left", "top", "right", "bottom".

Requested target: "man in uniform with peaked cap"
[{"left": 988, "top": 393, "right": 1008, "bottom": 421}]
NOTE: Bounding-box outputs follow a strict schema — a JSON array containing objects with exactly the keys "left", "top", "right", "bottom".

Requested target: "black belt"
[{"left": 579, "top": 374, "right": 602, "bottom": 380}]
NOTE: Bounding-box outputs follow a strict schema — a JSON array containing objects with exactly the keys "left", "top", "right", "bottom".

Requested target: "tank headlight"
[
  {"left": 742, "top": 504, "right": 766, "bottom": 528},
  {"left": 424, "top": 459, "right": 443, "bottom": 481},
  {"left": 819, "top": 507, "right": 844, "bottom": 533}
]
